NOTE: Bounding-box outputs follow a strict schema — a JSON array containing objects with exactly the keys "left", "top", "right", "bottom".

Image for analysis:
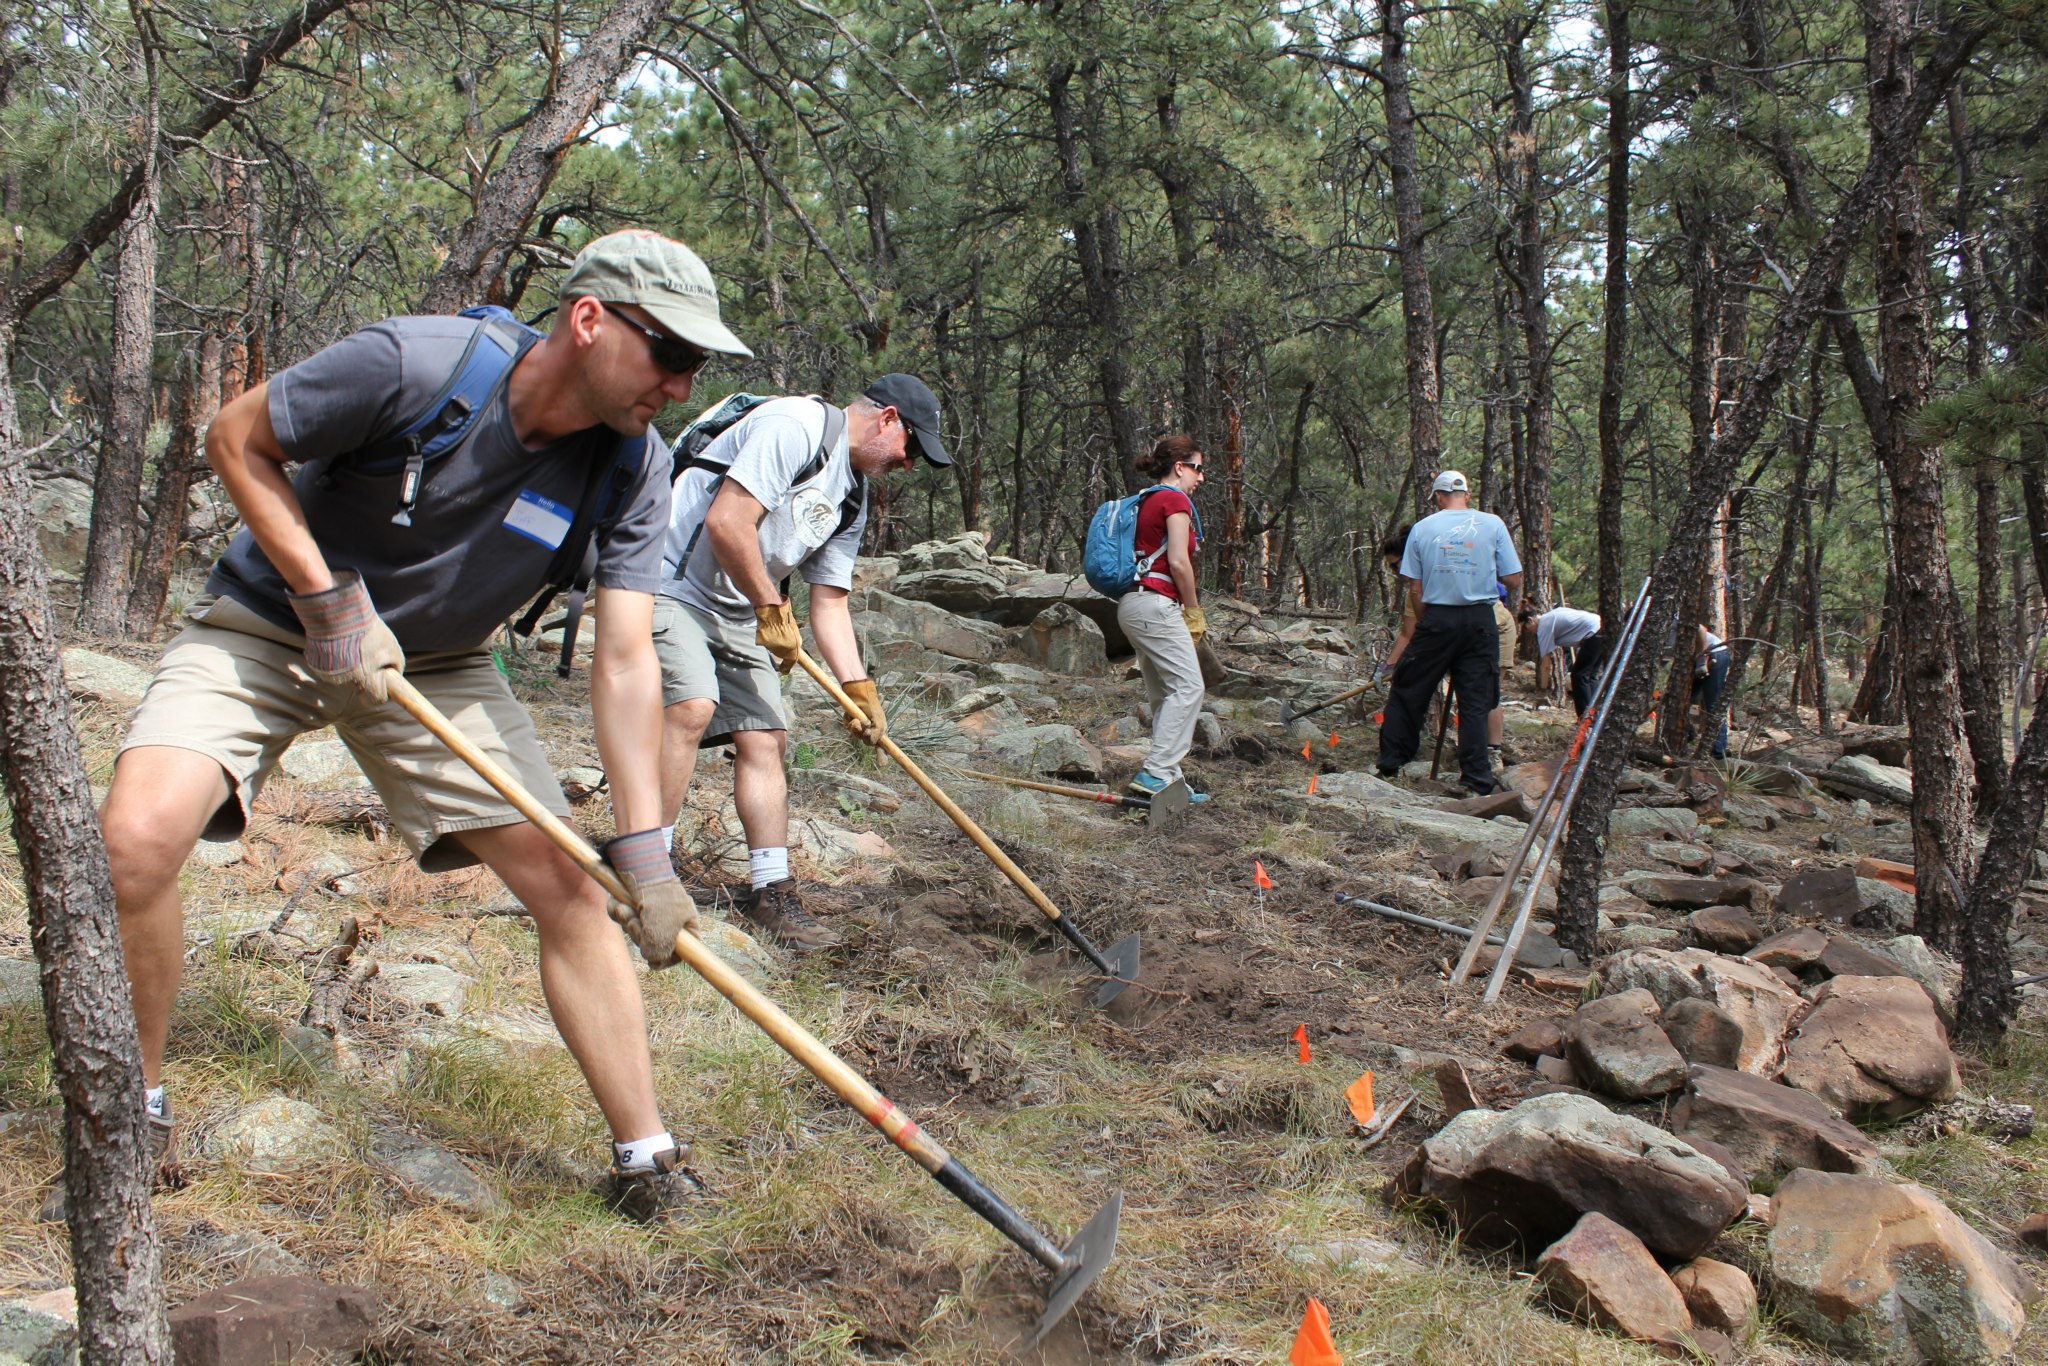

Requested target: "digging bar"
[
  {"left": 384, "top": 673, "right": 1120, "bottom": 1350},
  {"left": 959, "top": 768, "right": 1191, "bottom": 832},
  {"left": 1279, "top": 679, "right": 1378, "bottom": 728},
  {"left": 793, "top": 650, "right": 1139, "bottom": 1008},
  {"left": 1449, "top": 578, "right": 1652, "bottom": 986},
  {"left": 1483, "top": 578, "right": 1657, "bottom": 1004},
  {"left": 1427, "top": 681, "right": 1454, "bottom": 780}
]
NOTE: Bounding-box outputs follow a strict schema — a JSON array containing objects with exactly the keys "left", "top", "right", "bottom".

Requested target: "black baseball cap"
[{"left": 863, "top": 373, "right": 952, "bottom": 467}]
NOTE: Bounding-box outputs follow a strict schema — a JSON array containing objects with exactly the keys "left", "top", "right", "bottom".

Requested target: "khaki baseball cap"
[{"left": 560, "top": 230, "right": 754, "bottom": 359}]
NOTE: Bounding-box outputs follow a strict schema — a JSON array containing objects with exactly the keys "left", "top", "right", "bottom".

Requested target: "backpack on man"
[
  {"left": 1082, "top": 486, "right": 1203, "bottom": 598},
  {"left": 666, "top": 394, "right": 865, "bottom": 584}
]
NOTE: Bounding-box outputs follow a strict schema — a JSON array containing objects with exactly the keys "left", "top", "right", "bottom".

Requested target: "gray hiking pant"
[{"left": 1118, "top": 588, "right": 1205, "bottom": 784}]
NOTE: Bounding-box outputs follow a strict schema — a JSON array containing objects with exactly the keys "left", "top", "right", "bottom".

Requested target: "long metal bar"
[
  {"left": 959, "top": 768, "right": 1151, "bottom": 812},
  {"left": 384, "top": 675, "right": 1118, "bottom": 1343},
  {"left": 1336, "top": 892, "right": 1508, "bottom": 945},
  {"left": 1449, "top": 578, "right": 1652, "bottom": 985},
  {"left": 1483, "top": 579, "right": 1658, "bottom": 1003}
]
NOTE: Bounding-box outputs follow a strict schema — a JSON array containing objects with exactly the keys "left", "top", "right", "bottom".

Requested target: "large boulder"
[
  {"left": 1687, "top": 905, "right": 1763, "bottom": 954},
  {"left": 981, "top": 724, "right": 1100, "bottom": 781},
  {"left": 33, "top": 475, "right": 93, "bottom": 570},
  {"left": 855, "top": 589, "right": 1009, "bottom": 663},
  {"left": 1780, "top": 975, "right": 1961, "bottom": 1120},
  {"left": 61, "top": 648, "right": 157, "bottom": 703},
  {"left": 1769, "top": 1170, "right": 2030, "bottom": 1363},
  {"left": 1535, "top": 1212, "right": 1693, "bottom": 1344},
  {"left": 1825, "top": 753, "right": 1915, "bottom": 805},
  {"left": 1561, "top": 989, "right": 1689, "bottom": 1100},
  {"left": 1018, "top": 603, "right": 1108, "bottom": 676},
  {"left": 1598, "top": 948, "right": 1805, "bottom": 1076},
  {"left": 896, "top": 531, "right": 994, "bottom": 575},
  {"left": 891, "top": 565, "right": 1008, "bottom": 613},
  {"left": 1669, "top": 1064, "right": 1880, "bottom": 1181},
  {"left": 983, "top": 571, "right": 1125, "bottom": 647},
  {"left": 1776, "top": 865, "right": 1863, "bottom": 924},
  {"left": 1390, "top": 1092, "right": 1747, "bottom": 1260},
  {"left": 1300, "top": 772, "right": 1522, "bottom": 856},
  {"left": 1661, "top": 999, "right": 1746, "bottom": 1071}
]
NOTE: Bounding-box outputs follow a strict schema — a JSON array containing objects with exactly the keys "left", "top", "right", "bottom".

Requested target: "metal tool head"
[
  {"left": 1279, "top": 696, "right": 1298, "bottom": 727},
  {"left": 1024, "top": 1189, "right": 1123, "bottom": 1351},
  {"left": 1092, "top": 933, "right": 1141, "bottom": 1008},
  {"left": 1146, "top": 778, "right": 1191, "bottom": 831}
]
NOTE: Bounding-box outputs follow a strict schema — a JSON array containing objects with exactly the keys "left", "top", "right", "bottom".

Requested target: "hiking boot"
[
  {"left": 38, "top": 1111, "right": 182, "bottom": 1222},
  {"left": 603, "top": 1147, "right": 707, "bottom": 1225},
  {"left": 739, "top": 880, "right": 842, "bottom": 950},
  {"left": 1127, "top": 770, "right": 1168, "bottom": 797}
]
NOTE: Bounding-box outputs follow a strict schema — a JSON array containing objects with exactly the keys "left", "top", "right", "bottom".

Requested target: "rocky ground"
[{"left": 3, "top": 532, "right": 2046, "bottom": 1365}]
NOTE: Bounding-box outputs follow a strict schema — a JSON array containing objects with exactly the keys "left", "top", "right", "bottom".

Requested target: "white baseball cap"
[{"left": 1431, "top": 469, "right": 1469, "bottom": 495}]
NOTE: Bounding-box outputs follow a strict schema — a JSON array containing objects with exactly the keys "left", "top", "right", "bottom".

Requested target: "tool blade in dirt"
[
  {"left": 1025, "top": 1190, "right": 1124, "bottom": 1351},
  {"left": 1093, "top": 933, "right": 1141, "bottom": 1008},
  {"left": 1146, "top": 778, "right": 1191, "bottom": 831}
]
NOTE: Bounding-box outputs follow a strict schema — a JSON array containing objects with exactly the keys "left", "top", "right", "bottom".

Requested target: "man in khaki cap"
[{"left": 90, "top": 230, "right": 748, "bottom": 1223}]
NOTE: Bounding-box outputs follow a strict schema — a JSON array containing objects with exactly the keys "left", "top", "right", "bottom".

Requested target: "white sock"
[
  {"left": 612, "top": 1131, "right": 675, "bottom": 1172},
  {"left": 658, "top": 824, "right": 676, "bottom": 853},
  {"left": 749, "top": 846, "right": 789, "bottom": 890},
  {"left": 145, "top": 1086, "right": 166, "bottom": 1120}
]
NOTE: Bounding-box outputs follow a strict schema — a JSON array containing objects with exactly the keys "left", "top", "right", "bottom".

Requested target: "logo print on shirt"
[{"left": 791, "top": 485, "right": 838, "bottom": 549}]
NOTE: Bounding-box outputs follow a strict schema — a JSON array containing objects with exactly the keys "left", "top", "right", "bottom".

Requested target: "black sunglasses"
[
  {"left": 1179, "top": 459, "right": 1205, "bottom": 472},
  {"left": 601, "top": 301, "right": 710, "bottom": 376}
]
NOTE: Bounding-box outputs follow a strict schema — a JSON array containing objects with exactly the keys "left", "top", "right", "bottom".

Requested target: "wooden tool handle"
[
  {"left": 383, "top": 673, "right": 953, "bottom": 1174},
  {"left": 794, "top": 651, "right": 1070, "bottom": 926}
]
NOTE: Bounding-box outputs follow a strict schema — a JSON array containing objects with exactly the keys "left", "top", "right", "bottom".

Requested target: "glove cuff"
[
  {"left": 287, "top": 570, "right": 375, "bottom": 639},
  {"left": 603, "top": 829, "right": 679, "bottom": 885}
]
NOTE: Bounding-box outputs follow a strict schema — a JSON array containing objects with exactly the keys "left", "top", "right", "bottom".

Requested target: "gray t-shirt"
[
  {"left": 1537, "top": 606, "right": 1601, "bottom": 658},
  {"left": 660, "top": 397, "right": 868, "bottom": 622},
  {"left": 1400, "top": 507, "right": 1523, "bottom": 605},
  {"left": 208, "top": 316, "right": 672, "bottom": 653}
]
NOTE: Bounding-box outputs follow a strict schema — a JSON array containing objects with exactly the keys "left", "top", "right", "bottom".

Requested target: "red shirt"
[{"left": 1134, "top": 486, "right": 1197, "bottom": 601}]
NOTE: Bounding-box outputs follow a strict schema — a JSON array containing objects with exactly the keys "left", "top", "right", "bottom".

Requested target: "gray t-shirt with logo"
[
  {"left": 1400, "top": 507, "right": 1523, "bottom": 606},
  {"left": 659, "top": 397, "right": 868, "bottom": 622},
  {"left": 207, "top": 316, "right": 672, "bottom": 654}
]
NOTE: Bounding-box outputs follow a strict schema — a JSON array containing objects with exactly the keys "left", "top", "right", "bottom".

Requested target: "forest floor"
[{"left": 2, "top": 625, "right": 2046, "bottom": 1365}]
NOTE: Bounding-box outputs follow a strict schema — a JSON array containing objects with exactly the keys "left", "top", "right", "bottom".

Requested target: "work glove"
[
  {"left": 754, "top": 602, "right": 801, "bottom": 674},
  {"left": 288, "top": 569, "right": 405, "bottom": 703},
  {"left": 1182, "top": 602, "right": 1207, "bottom": 647},
  {"left": 1374, "top": 659, "right": 1395, "bottom": 683},
  {"left": 601, "top": 829, "right": 700, "bottom": 970},
  {"left": 841, "top": 677, "right": 887, "bottom": 747}
]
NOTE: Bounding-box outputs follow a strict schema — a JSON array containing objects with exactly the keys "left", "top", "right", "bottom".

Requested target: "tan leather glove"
[
  {"left": 1182, "top": 602, "right": 1207, "bottom": 648},
  {"left": 601, "top": 830, "right": 700, "bottom": 969},
  {"left": 842, "top": 678, "right": 886, "bottom": 746},
  {"left": 754, "top": 602, "right": 801, "bottom": 673},
  {"left": 288, "top": 570, "right": 406, "bottom": 702}
]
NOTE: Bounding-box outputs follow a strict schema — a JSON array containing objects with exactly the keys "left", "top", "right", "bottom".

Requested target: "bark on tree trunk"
[
  {"left": 0, "top": 325, "right": 171, "bottom": 1363},
  {"left": 1380, "top": 0, "right": 1442, "bottom": 507},
  {"left": 76, "top": 33, "right": 160, "bottom": 638},
  {"left": 417, "top": 0, "right": 671, "bottom": 312},
  {"left": 1505, "top": 21, "right": 1555, "bottom": 601},
  {"left": 124, "top": 334, "right": 223, "bottom": 637},
  {"left": 1552, "top": 14, "right": 1987, "bottom": 959},
  {"left": 1596, "top": 0, "right": 1630, "bottom": 628}
]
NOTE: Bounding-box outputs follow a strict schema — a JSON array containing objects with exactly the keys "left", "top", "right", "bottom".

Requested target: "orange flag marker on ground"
[
  {"left": 1293, "top": 1024, "right": 1311, "bottom": 1064},
  {"left": 1301, "top": 738, "right": 1313, "bottom": 761},
  {"left": 1345, "top": 1071, "right": 1375, "bottom": 1127},
  {"left": 1307, "top": 773, "right": 1319, "bottom": 795},
  {"left": 1373, "top": 711, "right": 1384, "bottom": 724},
  {"left": 1328, "top": 731, "right": 1340, "bottom": 747},
  {"left": 1289, "top": 1298, "right": 1342, "bottom": 1366},
  {"left": 1254, "top": 860, "right": 1273, "bottom": 889}
]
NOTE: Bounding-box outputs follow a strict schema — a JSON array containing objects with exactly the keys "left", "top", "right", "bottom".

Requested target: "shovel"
[
  {"left": 1278, "top": 679, "right": 1379, "bottom": 728},
  {"left": 793, "top": 650, "right": 1140, "bottom": 1008},
  {"left": 384, "top": 673, "right": 1119, "bottom": 1350},
  {"left": 958, "top": 768, "right": 1193, "bottom": 832}
]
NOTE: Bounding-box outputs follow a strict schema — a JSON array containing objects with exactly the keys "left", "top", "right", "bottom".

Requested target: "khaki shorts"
[
  {"left": 650, "top": 594, "right": 788, "bottom": 745},
  {"left": 119, "top": 596, "right": 569, "bottom": 872},
  {"left": 1495, "top": 600, "right": 1517, "bottom": 675}
]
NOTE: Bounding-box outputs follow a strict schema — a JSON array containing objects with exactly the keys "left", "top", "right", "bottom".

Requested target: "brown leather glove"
[
  {"left": 601, "top": 830, "right": 700, "bottom": 969},
  {"left": 1182, "top": 602, "right": 1207, "bottom": 648},
  {"left": 841, "top": 677, "right": 886, "bottom": 746},
  {"left": 288, "top": 570, "right": 406, "bottom": 702},
  {"left": 754, "top": 602, "right": 801, "bottom": 673}
]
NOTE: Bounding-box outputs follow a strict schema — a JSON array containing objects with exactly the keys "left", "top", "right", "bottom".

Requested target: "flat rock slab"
[
  {"left": 1817, "top": 936, "right": 1906, "bottom": 980},
  {"left": 1770, "top": 1170, "right": 2030, "bottom": 1364},
  {"left": 1536, "top": 1211, "right": 1693, "bottom": 1344},
  {"left": 371, "top": 1132, "right": 501, "bottom": 1213},
  {"left": 1781, "top": 974, "right": 1961, "bottom": 1120},
  {"left": 1670, "top": 1063, "right": 1879, "bottom": 1182},
  {"left": 1441, "top": 789, "right": 1535, "bottom": 822},
  {"left": 1746, "top": 926, "right": 1829, "bottom": 970},
  {"left": 1687, "top": 906, "right": 1761, "bottom": 954},
  {"left": 1611, "top": 808, "right": 1702, "bottom": 840},
  {"left": 1776, "top": 865, "right": 1862, "bottom": 924},
  {"left": 376, "top": 961, "right": 472, "bottom": 1017},
  {"left": 0, "top": 957, "right": 38, "bottom": 1010},
  {"left": 170, "top": 1276, "right": 374, "bottom": 1366},
  {"left": 207, "top": 1097, "right": 347, "bottom": 1174},
  {"left": 1391, "top": 1091, "right": 1746, "bottom": 1260}
]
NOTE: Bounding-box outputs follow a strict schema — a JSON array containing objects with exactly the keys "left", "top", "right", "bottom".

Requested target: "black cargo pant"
[
  {"left": 1376, "top": 602, "right": 1501, "bottom": 792},
  {"left": 1569, "top": 635, "right": 1610, "bottom": 717}
]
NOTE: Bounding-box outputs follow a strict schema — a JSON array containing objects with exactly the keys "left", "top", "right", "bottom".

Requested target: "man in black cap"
[{"left": 651, "top": 375, "right": 950, "bottom": 948}]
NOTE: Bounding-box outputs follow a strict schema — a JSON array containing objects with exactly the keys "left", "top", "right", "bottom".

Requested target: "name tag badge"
[{"left": 504, "top": 488, "right": 572, "bottom": 549}]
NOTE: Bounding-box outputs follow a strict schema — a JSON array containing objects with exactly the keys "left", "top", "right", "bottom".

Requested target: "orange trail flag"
[
  {"left": 1289, "top": 1298, "right": 1342, "bottom": 1366},
  {"left": 1345, "top": 1071, "right": 1375, "bottom": 1127},
  {"left": 1293, "top": 1023, "right": 1311, "bottom": 1064},
  {"left": 1307, "top": 773, "right": 1319, "bottom": 795},
  {"left": 1301, "top": 738, "right": 1313, "bottom": 761},
  {"left": 1253, "top": 860, "right": 1274, "bottom": 889},
  {"left": 1328, "top": 731, "right": 1340, "bottom": 746}
]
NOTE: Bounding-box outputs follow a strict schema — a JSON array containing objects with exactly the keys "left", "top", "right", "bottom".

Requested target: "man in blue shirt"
[{"left": 1375, "top": 471, "right": 1524, "bottom": 794}]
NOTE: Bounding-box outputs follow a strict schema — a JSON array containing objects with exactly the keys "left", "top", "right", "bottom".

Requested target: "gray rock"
[
  {"left": 979, "top": 661, "right": 1051, "bottom": 686},
  {"left": 896, "top": 532, "right": 993, "bottom": 575},
  {"left": 0, "top": 1298, "right": 75, "bottom": 1366},
  {"left": 278, "top": 736, "right": 366, "bottom": 786},
  {"left": 1856, "top": 876, "right": 1916, "bottom": 931},
  {"left": 1018, "top": 603, "right": 1108, "bottom": 676},
  {"left": 1610, "top": 808, "right": 1701, "bottom": 840},
  {"left": 371, "top": 1132, "right": 501, "bottom": 1213},
  {"left": 855, "top": 589, "right": 1009, "bottom": 663},
  {"left": 1828, "top": 753, "right": 1914, "bottom": 804},
  {"left": 190, "top": 839, "right": 246, "bottom": 869},
  {"left": 891, "top": 565, "right": 1008, "bottom": 613},
  {"left": 1562, "top": 989, "right": 1689, "bottom": 1099},
  {"left": 1884, "top": 934, "right": 1961, "bottom": 1016},
  {"left": 377, "top": 962, "right": 472, "bottom": 1018},
  {"left": 477, "top": 1271, "right": 523, "bottom": 1311},
  {"left": 1283, "top": 1236, "right": 1409, "bottom": 1271},
  {"left": 1671, "top": 1063, "right": 1880, "bottom": 1182},
  {"left": 1599, "top": 948, "right": 1806, "bottom": 1077},
  {"left": 985, "top": 789, "right": 1051, "bottom": 836},
  {"left": 60, "top": 648, "right": 155, "bottom": 702},
  {"left": 276, "top": 1025, "right": 340, "bottom": 1076},
  {"left": 1193, "top": 711, "right": 1226, "bottom": 755},
  {"left": 210, "top": 1229, "right": 309, "bottom": 1280},
  {"left": 207, "top": 1096, "right": 348, "bottom": 1173},
  {"left": 0, "top": 958, "right": 38, "bottom": 1011},
  {"left": 695, "top": 918, "right": 779, "bottom": 986},
  {"left": 789, "top": 768, "right": 902, "bottom": 814},
  {"left": 33, "top": 474, "right": 93, "bottom": 571},
  {"left": 1609, "top": 925, "right": 1682, "bottom": 950},
  {"left": 983, "top": 724, "right": 1099, "bottom": 779},
  {"left": 1297, "top": 772, "right": 1521, "bottom": 855},
  {"left": 851, "top": 555, "right": 900, "bottom": 593}
]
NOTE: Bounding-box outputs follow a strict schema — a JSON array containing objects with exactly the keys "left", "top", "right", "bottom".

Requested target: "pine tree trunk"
[
  {"left": 124, "top": 334, "right": 223, "bottom": 637},
  {"left": 1381, "top": 0, "right": 1442, "bottom": 505},
  {"left": 1505, "top": 20, "right": 1554, "bottom": 601},
  {"left": 1595, "top": 0, "right": 1630, "bottom": 628}
]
